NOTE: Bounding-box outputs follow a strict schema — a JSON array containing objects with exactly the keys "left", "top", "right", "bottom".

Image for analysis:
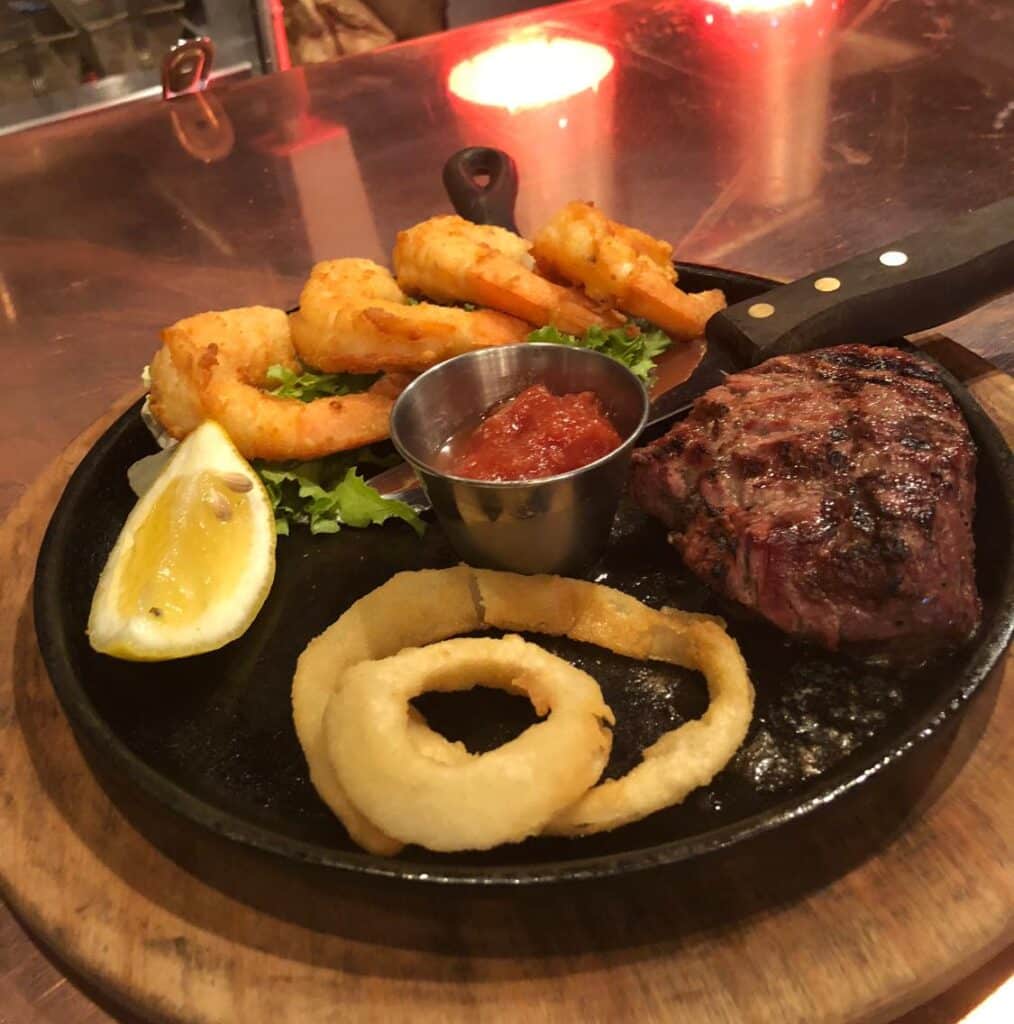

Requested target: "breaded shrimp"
[
  {"left": 532, "top": 201, "right": 727, "bottom": 341},
  {"left": 393, "top": 215, "right": 619, "bottom": 334},
  {"left": 149, "top": 306, "right": 300, "bottom": 442},
  {"left": 151, "top": 306, "right": 403, "bottom": 461},
  {"left": 163, "top": 305, "right": 298, "bottom": 381},
  {"left": 195, "top": 360, "right": 401, "bottom": 462},
  {"left": 290, "top": 258, "right": 529, "bottom": 374},
  {"left": 148, "top": 344, "right": 204, "bottom": 440}
]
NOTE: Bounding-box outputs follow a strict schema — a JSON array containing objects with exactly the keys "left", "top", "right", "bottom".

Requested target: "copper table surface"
[{"left": 0, "top": 0, "right": 1011, "bottom": 1020}]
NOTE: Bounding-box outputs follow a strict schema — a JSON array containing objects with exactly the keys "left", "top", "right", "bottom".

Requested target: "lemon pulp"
[{"left": 116, "top": 471, "right": 254, "bottom": 627}]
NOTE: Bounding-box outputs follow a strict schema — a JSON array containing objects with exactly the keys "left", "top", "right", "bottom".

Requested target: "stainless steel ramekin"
[{"left": 390, "top": 343, "right": 649, "bottom": 575}]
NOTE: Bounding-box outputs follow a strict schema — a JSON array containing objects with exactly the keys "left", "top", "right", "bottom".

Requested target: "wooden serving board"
[{"left": 1, "top": 343, "right": 1012, "bottom": 1024}]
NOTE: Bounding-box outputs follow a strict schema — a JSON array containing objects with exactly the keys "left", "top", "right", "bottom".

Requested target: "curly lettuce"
[
  {"left": 255, "top": 450, "right": 423, "bottom": 537},
  {"left": 265, "top": 364, "right": 379, "bottom": 402},
  {"left": 527, "top": 323, "right": 672, "bottom": 383}
]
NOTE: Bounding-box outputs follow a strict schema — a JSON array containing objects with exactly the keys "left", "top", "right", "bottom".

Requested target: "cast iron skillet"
[{"left": 32, "top": 165, "right": 1014, "bottom": 886}]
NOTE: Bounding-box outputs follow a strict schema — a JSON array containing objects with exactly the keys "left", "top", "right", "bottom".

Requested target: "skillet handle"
[
  {"left": 708, "top": 196, "right": 1014, "bottom": 364},
  {"left": 443, "top": 147, "right": 520, "bottom": 232}
]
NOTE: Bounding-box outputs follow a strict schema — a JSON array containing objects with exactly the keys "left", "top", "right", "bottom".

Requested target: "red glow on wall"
[{"left": 448, "top": 37, "right": 614, "bottom": 112}]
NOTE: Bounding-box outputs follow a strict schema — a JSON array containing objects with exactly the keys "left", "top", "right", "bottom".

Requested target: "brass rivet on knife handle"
[{"left": 879, "top": 250, "right": 909, "bottom": 267}]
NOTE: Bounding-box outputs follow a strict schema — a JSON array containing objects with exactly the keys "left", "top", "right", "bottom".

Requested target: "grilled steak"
[{"left": 630, "top": 345, "right": 981, "bottom": 661}]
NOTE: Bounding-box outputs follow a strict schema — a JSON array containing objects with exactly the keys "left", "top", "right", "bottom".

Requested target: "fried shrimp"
[
  {"left": 148, "top": 308, "right": 294, "bottom": 443},
  {"left": 150, "top": 306, "right": 403, "bottom": 461},
  {"left": 148, "top": 344, "right": 204, "bottom": 440},
  {"left": 532, "top": 201, "right": 727, "bottom": 341},
  {"left": 194, "top": 361, "right": 401, "bottom": 462},
  {"left": 393, "top": 215, "right": 619, "bottom": 334},
  {"left": 289, "top": 258, "right": 529, "bottom": 374}
]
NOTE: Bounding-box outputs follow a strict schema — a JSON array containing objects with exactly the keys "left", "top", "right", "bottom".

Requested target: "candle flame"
[{"left": 448, "top": 38, "right": 614, "bottom": 112}]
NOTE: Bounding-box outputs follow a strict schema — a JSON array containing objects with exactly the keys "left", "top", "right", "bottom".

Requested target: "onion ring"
[
  {"left": 471, "top": 570, "right": 754, "bottom": 836},
  {"left": 305, "top": 706, "right": 468, "bottom": 857},
  {"left": 324, "top": 636, "right": 614, "bottom": 851},
  {"left": 292, "top": 567, "right": 754, "bottom": 852},
  {"left": 292, "top": 566, "right": 479, "bottom": 855},
  {"left": 545, "top": 617, "right": 753, "bottom": 835}
]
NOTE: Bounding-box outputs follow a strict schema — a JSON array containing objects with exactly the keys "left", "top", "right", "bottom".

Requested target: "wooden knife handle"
[{"left": 708, "top": 196, "right": 1014, "bottom": 364}]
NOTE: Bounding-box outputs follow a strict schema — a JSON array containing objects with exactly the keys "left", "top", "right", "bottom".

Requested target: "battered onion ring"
[
  {"left": 324, "top": 636, "right": 614, "bottom": 851},
  {"left": 471, "top": 570, "right": 755, "bottom": 835},
  {"left": 305, "top": 706, "right": 467, "bottom": 857},
  {"left": 293, "top": 567, "right": 754, "bottom": 853},
  {"left": 545, "top": 616, "right": 752, "bottom": 835},
  {"left": 292, "top": 566, "right": 479, "bottom": 855}
]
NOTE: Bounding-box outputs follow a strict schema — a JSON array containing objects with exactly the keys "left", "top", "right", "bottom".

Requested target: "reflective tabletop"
[{"left": 0, "top": 0, "right": 1011, "bottom": 1019}]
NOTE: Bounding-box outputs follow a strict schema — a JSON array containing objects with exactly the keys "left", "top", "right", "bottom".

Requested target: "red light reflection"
[
  {"left": 710, "top": 0, "right": 812, "bottom": 11},
  {"left": 448, "top": 37, "right": 614, "bottom": 112}
]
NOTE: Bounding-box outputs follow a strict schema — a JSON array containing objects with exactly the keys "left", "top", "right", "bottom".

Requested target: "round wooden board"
[{"left": 2, "top": 360, "right": 1012, "bottom": 1024}]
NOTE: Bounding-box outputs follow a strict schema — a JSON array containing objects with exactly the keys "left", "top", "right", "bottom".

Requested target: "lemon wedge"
[{"left": 88, "top": 421, "right": 276, "bottom": 661}]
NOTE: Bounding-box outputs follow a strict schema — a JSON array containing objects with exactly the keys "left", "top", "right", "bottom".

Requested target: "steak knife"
[{"left": 369, "top": 147, "right": 1014, "bottom": 505}]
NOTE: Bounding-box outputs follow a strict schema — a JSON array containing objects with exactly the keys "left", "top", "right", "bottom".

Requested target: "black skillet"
[{"left": 32, "top": 151, "right": 1014, "bottom": 886}]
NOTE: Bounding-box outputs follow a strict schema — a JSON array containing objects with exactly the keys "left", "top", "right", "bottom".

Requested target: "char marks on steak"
[{"left": 629, "top": 345, "right": 981, "bottom": 661}]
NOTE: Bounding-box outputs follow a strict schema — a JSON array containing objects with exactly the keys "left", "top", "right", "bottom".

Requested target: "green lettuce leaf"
[
  {"left": 526, "top": 323, "right": 672, "bottom": 383},
  {"left": 255, "top": 449, "right": 424, "bottom": 537},
  {"left": 265, "top": 364, "right": 379, "bottom": 402}
]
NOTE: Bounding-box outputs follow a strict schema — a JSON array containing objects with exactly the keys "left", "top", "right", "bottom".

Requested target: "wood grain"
[{"left": 0, "top": 369, "right": 1011, "bottom": 1024}]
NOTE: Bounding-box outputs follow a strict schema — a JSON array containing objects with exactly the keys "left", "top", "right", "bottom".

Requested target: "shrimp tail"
[
  {"left": 531, "top": 201, "right": 727, "bottom": 341},
  {"left": 625, "top": 266, "right": 726, "bottom": 339}
]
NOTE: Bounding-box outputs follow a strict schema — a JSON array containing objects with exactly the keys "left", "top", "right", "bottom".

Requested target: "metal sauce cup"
[{"left": 390, "top": 344, "right": 649, "bottom": 576}]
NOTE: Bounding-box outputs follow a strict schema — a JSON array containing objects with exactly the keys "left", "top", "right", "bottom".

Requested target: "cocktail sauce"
[{"left": 444, "top": 384, "right": 622, "bottom": 482}]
